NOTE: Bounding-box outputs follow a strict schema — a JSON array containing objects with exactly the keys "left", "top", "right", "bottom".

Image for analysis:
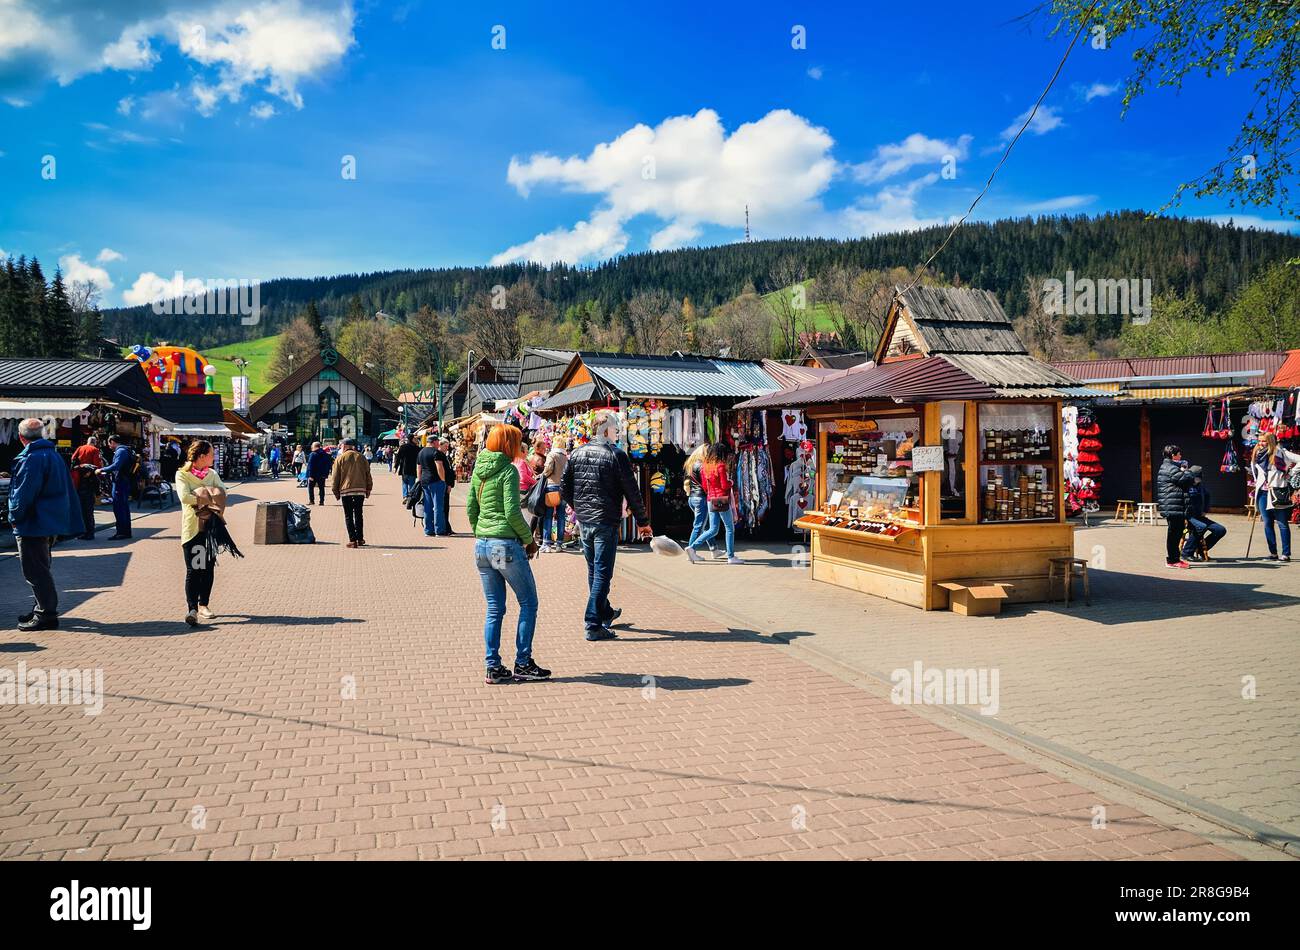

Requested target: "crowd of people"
[{"left": 22, "top": 410, "right": 1297, "bottom": 676}]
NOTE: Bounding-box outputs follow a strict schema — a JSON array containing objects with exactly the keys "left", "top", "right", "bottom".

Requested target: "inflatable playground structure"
[{"left": 127, "top": 345, "right": 217, "bottom": 395}]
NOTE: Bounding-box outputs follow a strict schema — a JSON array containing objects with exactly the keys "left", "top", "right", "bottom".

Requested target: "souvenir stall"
[
  {"left": 735, "top": 357, "right": 1078, "bottom": 610},
  {"left": 1200, "top": 387, "right": 1300, "bottom": 514},
  {"left": 1062, "top": 405, "right": 1102, "bottom": 517}
]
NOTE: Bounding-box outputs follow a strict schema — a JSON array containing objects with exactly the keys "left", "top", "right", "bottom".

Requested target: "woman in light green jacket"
[{"left": 176, "top": 440, "right": 227, "bottom": 626}]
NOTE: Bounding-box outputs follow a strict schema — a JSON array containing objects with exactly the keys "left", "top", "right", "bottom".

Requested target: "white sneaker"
[
  {"left": 184, "top": 609, "right": 198, "bottom": 626},
  {"left": 686, "top": 548, "right": 700, "bottom": 563},
  {"left": 712, "top": 549, "right": 726, "bottom": 560},
  {"left": 727, "top": 557, "right": 742, "bottom": 565},
  {"left": 198, "top": 606, "right": 215, "bottom": 620}
]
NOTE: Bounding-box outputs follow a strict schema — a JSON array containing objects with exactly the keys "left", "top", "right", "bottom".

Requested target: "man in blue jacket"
[
  {"left": 9, "top": 418, "right": 83, "bottom": 631},
  {"left": 96, "top": 433, "right": 135, "bottom": 539},
  {"left": 305, "top": 441, "right": 333, "bottom": 505}
]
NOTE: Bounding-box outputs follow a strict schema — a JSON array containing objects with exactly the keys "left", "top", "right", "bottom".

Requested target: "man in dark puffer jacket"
[
  {"left": 1155, "top": 443, "right": 1195, "bottom": 568},
  {"left": 561, "top": 411, "right": 653, "bottom": 640}
]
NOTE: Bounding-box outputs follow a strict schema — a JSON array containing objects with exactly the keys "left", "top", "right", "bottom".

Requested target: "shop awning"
[
  {"left": 378, "top": 428, "right": 399, "bottom": 440},
  {"left": 0, "top": 398, "right": 91, "bottom": 419},
  {"left": 159, "top": 423, "right": 232, "bottom": 436}
]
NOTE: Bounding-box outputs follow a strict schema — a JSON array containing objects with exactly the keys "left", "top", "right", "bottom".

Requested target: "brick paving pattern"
[
  {"left": 618, "top": 517, "right": 1300, "bottom": 847},
  {"left": 0, "top": 472, "right": 1249, "bottom": 859}
]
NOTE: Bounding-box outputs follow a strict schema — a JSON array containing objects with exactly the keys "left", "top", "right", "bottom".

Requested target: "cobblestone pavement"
[
  {"left": 618, "top": 514, "right": 1300, "bottom": 854},
  {"left": 0, "top": 472, "right": 1271, "bottom": 860}
]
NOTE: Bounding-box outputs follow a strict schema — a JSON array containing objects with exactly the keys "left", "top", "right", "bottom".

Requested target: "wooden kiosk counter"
[{"left": 736, "top": 286, "right": 1094, "bottom": 611}]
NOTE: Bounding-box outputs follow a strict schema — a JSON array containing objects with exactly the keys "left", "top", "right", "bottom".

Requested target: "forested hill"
[{"left": 101, "top": 211, "right": 1300, "bottom": 349}]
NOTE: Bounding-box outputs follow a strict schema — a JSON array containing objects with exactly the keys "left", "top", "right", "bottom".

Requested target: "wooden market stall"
[{"left": 736, "top": 286, "right": 1100, "bottom": 611}]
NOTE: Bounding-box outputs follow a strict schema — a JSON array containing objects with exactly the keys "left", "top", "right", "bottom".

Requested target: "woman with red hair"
[{"left": 466, "top": 424, "right": 549, "bottom": 684}]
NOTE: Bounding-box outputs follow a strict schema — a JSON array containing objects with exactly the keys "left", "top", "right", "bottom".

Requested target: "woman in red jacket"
[{"left": 686, "top": 442, "right": 740, "bottom": 564}]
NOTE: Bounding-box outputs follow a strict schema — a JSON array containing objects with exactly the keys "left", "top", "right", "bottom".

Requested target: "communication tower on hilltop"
[{"left": 744, "top": 205, "right": 751, "bottom": 242}]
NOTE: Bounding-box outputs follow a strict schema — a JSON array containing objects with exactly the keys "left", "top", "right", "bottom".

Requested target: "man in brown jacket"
[{"left": 330, "top": 438, "right": 373, "bottom": 547}]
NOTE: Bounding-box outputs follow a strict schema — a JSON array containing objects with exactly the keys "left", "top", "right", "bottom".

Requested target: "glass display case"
[
  {"left": 822, "top": 415, "right": 921, "bottom": 505},
  {"left": 977, "top": 403, "right": 1057, "bottom": 522}
]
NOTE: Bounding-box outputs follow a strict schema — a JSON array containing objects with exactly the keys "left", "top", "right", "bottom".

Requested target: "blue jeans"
[
  {"left": 422, "top": 481, "right": 448, "bottom": 535},
  {"left": 474, "top": 538, "right": 538, "bottom": 669},
  {"left": 686, "top": 496, "right": 714, "bottom": 551},
  {"left": 540, "top": 489, "right": 565, "bottom": 544},
  {"left": 579, "top": 522, "right": 618, "bottom": 633},
  {"left": 1259, "top": 490, "right": 1291, "bottom": 556},
  {"left": 691, "top": 505, "right": 735, "bottom": 558},
  {"left": 111, "top": 479, "right": 132, "bottom": 536},
  {"left": 401, "top": 475, "right": 415, "bottom": 500}
]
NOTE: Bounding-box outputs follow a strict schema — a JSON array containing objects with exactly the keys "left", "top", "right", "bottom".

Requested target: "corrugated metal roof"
[
  {"left": 710, "top": 359, "right": 780, "bottom": 395},
  {"left": 761, "top": 360, "right": 835, "bottom": 389},
  {"left": 583, "top": 353, "right": 770, "bottom": 398},
  {"left": 942, "top": 353, "right": 1084, "bottom": 388},
  {"left": 538, "top": 382, "right": 601, "bottom": 412},
  {"left": 1052, "top": 352, "right": 1289, "bottom": 382},
  {"left": 1273, "top": 350, "right": 1300, "bottom": 387},
  {"left": 473, "top": 381, "right": 518, "bottom": 404},
  {"left": 736, "top": 357, "right": 997, "bottom": 409},
  {"left": 0, "top": 358, "right": 139, "bottom": 389}
]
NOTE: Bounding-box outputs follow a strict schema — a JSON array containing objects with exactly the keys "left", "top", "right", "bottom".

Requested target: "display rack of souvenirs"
[
  {"left": 730, "top": 409, "right": 774, "bottom": 529},
  {"left": 1062, "top": 405, "right": 1101, "bottom": 514}
]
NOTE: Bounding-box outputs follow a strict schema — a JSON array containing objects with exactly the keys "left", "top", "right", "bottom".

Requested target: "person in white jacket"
[{"left": 1250, "top": 432, "right": 1300, "bottom": 561}]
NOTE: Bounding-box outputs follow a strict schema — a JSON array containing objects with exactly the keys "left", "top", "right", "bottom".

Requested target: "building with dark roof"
[
  {"left": 538, "top": 351, "right": 780, "bottom": 411},
  {"left": 248, "top": 346, "right": 398, "bottom": 446},
  {"left": 435, "top": 357, "right": 523, "bottom": 422}
]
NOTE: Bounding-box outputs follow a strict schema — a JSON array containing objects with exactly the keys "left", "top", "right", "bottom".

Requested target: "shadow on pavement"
[
  {"left": 55, "top": 614, "right": 363, "bottom": 636},
  {"left": 0, "top": 642, "right": 45, "bottom": 653},
  {"left": 620, "top": 625, "right": 815, "bottom": 646},
  {"left": 551, "top": 671, "right": 750, "bottom": 690}
]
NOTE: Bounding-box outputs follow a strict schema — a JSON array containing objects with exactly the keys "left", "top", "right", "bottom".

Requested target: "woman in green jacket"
[{"left": 466, "top": 424, "right": 549, "bottom": 685}]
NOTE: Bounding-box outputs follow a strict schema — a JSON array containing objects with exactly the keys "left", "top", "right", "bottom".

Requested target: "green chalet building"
[{"left": 248, "top": 347, "right": 399, "bottom": 447}]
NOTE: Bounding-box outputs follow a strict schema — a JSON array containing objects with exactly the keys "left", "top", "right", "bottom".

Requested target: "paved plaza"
[{"left": 0, "top": 471, "right": 1292, "bottom": 860}]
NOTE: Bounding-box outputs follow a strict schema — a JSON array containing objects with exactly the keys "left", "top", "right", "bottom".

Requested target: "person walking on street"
[
  {"left": 1156, "top": 444, "right": 1195, "bottom": 568},
  {"left": 330, "top": 437, "right": 373, "bottom": 547},
  {"left": 70, "top": 436, "right": 105, "bottom": 541},
  {"left": 1182, "top": 467, "right": 1227, "bottom": 562},
  {"left": 395, "top": 434, "right": 420, "bottom": 501},
  {"left": 176, "top": 440, "right": 233, "bottom": 625},
  {"left": 439, "top": 437, "right": 456, "bottom": 535},
  {"left": 467, "top": 424, "right": 549, "bottom": 685},
  {"left": 96, "top": 434, "right": 135, "bottom": 539},
  {"left": 268, "top": 443, "right": 281, "bottom": 478},
  {"left": 560, "top": 411, "right": 652, "bottom": 641},
  {"left": 416, "top": 437, "right": 449, "bottom": 536},
  {"left": 686, "top": 442, "right": 740, "bottom": 564},
  {"left": 682, "top": 443, "right": 718, "bottom": 559},
  {"left": 306, "top": 441, "right": 333, "bottom": 505},
  {"left": 8, "top": 418, "right": 83, "bottom": 631},
  {"left": 539, "top": 439, "right": 569, "bottom": 551},
  {"left": 1250, "top": 432, "right": 1300, "bottom": 561},
  {"left": 292, "top": 443, "right": 306, "bottom": 479}
]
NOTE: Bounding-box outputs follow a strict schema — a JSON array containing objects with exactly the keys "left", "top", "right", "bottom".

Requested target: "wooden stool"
[
  {"left": 1135, "top": 502, "right": 1160, "bottom": 524},
  {"left": 1114, "top": 499, "right": 1135, "bottom": 522},
  {"left": 1047, "top": 557, "right": 1091, "bottom": 607}
]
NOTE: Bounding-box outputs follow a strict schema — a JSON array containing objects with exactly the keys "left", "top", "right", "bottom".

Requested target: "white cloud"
[
  {"left": 59, "top": 253, "right": 114, "bottom": 292},
  {"left": 1082, "top": 81, "right": 1119, "bottom": 102},
  {"left": 250, "top": 101, "right": 276, "bottom": 119},
  {"left": 117, "top": 95, "right": 135, "bottom": 116},
  {"left": 1001, "top": 104, "right": 1063, "bottom": 141},
  {"left": 852, "top": 132, "right": 972, "bottom": 185},
  {"left": 807, "top": 66, "right": 823, "bottom": 80},
  {"left": 4, "top": 96, "right": 30, "bottom": 107},
  {"left": 97, "top": 247, "right": 125, "bottom": 263},
  {"left": 841, "top": 173, "right": 944, "bottom": 237},
  {"left": 649, "top": 220, "right": 702, "bottom": 252},
  {"left": 0, "top": 1, "right": 355, "bottom": 115},
  {"left": 1021, "top": 194, "right": 1098, "bottom": 213},
  {"left": 123, "top": 270, "right": 206, "bottom": 306},
  {"left": 1200, "top": 214, "right": 1300, "bottom": 234},
  {"left": 492, "top": 108, "right": 837, "bottom": 265}
]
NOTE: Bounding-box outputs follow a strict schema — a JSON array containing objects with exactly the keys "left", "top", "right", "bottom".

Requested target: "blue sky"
[{"left": 0, "top": 0, "right": 1289, "bottom": 307}]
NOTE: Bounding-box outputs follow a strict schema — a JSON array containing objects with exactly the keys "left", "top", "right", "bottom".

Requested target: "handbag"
[
  {"left": 523, "top": 476, "right": 547, "bottom": 515},
  {"left": 545, "top": 487, "right": 562, "bottom": 507},
  {"left": 709, "top": 496, "right": 731, "bottom": 512},
  {"left": 1271, "top": 485, "right": 1294, "bottom": 510}
]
